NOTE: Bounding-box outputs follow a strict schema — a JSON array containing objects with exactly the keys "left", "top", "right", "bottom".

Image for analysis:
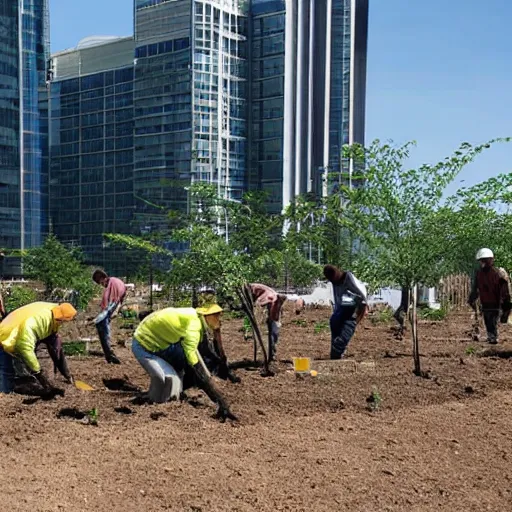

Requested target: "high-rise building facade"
[
  {"left": 0, "top": 0, "right": 50, "bottom": 274},
  {"left": 49, "top": 0, "right": 368, "bottom": 271},
  {"left": 133, "top": 0, "right": 248, "bottom": 233},
  {"left": 49, "top": 37, "right": 135, "bottom": 272},
  {"left": 249, "top": 0, "right": 369, "bottom": 212}
]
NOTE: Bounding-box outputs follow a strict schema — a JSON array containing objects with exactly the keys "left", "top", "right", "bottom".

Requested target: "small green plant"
[
  {"left": 88, "top": 407, "right": 99, "bottom": 426},
  {"left": 224, "top": 309, "right": 246, "bottom": 320},
  {"left": 370, "top": 307, "right": 394, "bottom": 324},
  {"left": 419, "top": 302, "right": 450, "bottom": 321},
  {"left": 121, "top": 308, "right": 138, "bottom": 319},
  {"left": 366, "top": 387, "right": 382, "bottom": 412},
  {"left": 62, "top": 341, "right": 88, "bottom": 357},
  {"left": 465, "top": 345, "right": 477, "bottom": 356},
  {"left": 314, "top": 321, "right": 330, "bottom": 334},
  {"left": 4, "top": 285, "right": 38, "bottom": 313},
  {"left": 242, "top": 316, "right": 252, "bottom": 340},
  {"left": 292, "top": 319, "right": 308, "bottom": 328}
]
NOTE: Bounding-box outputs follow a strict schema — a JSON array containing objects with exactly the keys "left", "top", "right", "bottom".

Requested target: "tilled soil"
[{"left": 1, "top": 306, "right": 512, "bottom": 511}]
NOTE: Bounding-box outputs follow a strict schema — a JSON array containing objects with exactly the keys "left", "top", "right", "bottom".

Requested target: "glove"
[
  {"left": 192, "top": 362, "right": 238, "bottom": 422},
  {"left": 33, "top": 371, "right": 65, "bottom": 399},
  {"left": 215, "top": 405, "right": 239, "bottom": 422}
]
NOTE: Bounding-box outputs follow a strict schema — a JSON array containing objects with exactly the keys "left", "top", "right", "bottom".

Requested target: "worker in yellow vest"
[
  {"left": 0, "top": 302, "right": 77, "bottom": 397},
  {"left": 132, "top": 305, "right": 237, "bottom": 421}
]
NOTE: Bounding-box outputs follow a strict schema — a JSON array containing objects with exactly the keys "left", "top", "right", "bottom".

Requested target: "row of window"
[{"left": 135, "top": 37, "right": 190, "bottom": 59}]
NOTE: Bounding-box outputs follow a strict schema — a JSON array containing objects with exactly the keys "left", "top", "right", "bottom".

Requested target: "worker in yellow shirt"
[
  {"left": 0, "top": 302, "right": 77, "bottom": 397},
  {"left": 132, "top": 305, "right": 237, "bottom": 421}
]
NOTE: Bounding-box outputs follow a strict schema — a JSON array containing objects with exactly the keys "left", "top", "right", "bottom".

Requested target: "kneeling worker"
[
  {"left": 0, "top": 302, "right": 77, "bottom": 396},
  {"left": 132, "top": 305, "right": 237, "bottom": 421}
]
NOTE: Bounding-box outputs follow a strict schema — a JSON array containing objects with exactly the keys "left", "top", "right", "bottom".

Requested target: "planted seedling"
[
  {"left": 88, "top": 407, "right": 99, "bottom": 426},
  {"left": 314, "top": 321, "right": 330, "bottom": 334},
  {"left": 465, "top": 345, "right": 477, "bottom": 356},
  {"left": 366, "top": 387, "right": 382, "bottom": 412},
  {"left": 292, "top": 319, "right": 308, "bottom": 328}
]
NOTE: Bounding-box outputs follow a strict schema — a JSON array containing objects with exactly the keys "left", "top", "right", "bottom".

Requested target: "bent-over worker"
[
  {"left": 0, "top": 302, "right": 77, "bottom": 396},
  {"left": 324, "top": 265, "right": 368, "bottom": 359},
  {"left": 132, "top": 305, "right": 237, "bottom": 421}
]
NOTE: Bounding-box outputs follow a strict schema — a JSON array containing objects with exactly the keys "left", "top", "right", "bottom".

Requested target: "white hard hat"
[{"left": 476, "top": 248, "right": 494, "bottom": 260}]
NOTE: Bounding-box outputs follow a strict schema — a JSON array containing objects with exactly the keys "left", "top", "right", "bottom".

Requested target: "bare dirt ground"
[{"left": 1, "top": 304, "right": 512, "bottom": 511}]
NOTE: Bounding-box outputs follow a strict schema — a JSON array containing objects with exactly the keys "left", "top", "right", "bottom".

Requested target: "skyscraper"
[
  {"left": 249, "top": 0, "right": 369, "bottom": 212},
  {"left": 49, "top": 0, "right": 368, "bottom": 271},
  {"left": 49, "top": 36, "right": 135, "bottom": 272},
  {"left": 0, "top": 0, "right": 50, "bottom": 274},
  {"left": 133, "top": 0, "right": 248, "bottom": 232}
]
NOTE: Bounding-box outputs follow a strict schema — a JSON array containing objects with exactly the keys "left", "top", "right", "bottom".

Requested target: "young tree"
[
  {"left": 23, "top": 234, "right": 95, "bottom": 310},
  {"left": 342, "top": 139, "right": 504, "bottom": 375}
]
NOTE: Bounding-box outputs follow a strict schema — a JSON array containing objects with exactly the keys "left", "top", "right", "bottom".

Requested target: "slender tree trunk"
[
  {"left": 237, "top": 284, "right": 271, "bottom": 375},
  {"left": 410, "top": 285, "right": 421, "bottom": 375}
]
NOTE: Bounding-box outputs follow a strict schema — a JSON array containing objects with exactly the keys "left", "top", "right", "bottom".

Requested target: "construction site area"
[{"left": 1, "top": 300, "right": 512, "bottom": 512}]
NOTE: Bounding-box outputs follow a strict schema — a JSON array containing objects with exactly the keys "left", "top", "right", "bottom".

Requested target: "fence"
[{"left": 438, "top": 274, "right": 471, "bottom": 309}]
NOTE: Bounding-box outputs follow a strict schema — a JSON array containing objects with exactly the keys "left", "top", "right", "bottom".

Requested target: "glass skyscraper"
[
  {"left": 133, "top": 0, "right": 248, "bottom": 233},
  {"left": 0, "top": 0, "right": 49, "bottom": 274},
  {"left": 49, "top": 37, "right": 135, "bottom": 272},
  {"left": 249, "top": 0, "right": 369, "bottom": 211},
  {"left": 49, "top": 0, "right": 368, "bottom": 271}
]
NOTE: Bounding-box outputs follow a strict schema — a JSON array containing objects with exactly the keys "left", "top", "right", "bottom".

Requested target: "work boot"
[{"left": 107, "top": 354, "right": 121, "bottom": 365}]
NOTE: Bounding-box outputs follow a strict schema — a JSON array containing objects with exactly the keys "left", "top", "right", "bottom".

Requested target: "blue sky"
[{"left": 50, "top": 0, "right": 512, "bottom": 195}]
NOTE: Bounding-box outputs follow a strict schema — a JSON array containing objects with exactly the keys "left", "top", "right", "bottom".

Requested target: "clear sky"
[{"left": 50, "top": 0, "right": 512, "bottom": 195}]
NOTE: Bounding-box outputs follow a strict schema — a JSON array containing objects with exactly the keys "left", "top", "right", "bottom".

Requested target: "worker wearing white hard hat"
[
  {"left": 469, "top": 249, "right": 511, "bottom": 344},
  {"left": 476, "top": 248, "right": 494, "bottom": 262}
]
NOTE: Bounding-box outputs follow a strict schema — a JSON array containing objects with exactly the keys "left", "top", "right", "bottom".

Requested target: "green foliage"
[
  {"left": 314, "top": 321, "right": 330, "bottom": 334},
  {"left": 3, "top": 285, "right": 38, "bottom": 312},
  {"left": 419, "top": 303, "right": 449, "bottom": 321},
  {"left": 292, "top": 319, "right": 308, "bottom": 328},
  {"left": 367, "top": 387, "right": 382, "bottom": 412},
  {"left": 465, "top": 345, "right": 477, "bottom": 356},
  {"left": 370, "top": 307, "right": 395, "bottom": 325},
  {"left": 62, "top": 341, "right": 88, "bottom": 357},
  {"left": 341, "top": 140, "right": 502, "bottom": 289},
  {"left": 22, "top": 234, "right": 95, "bottom": 310},
  {"left": 88, "top": 407, "right": 99, "bottom": 426},
  {"left": 241, "top": 316, "right": 252, "bottom": 340}
]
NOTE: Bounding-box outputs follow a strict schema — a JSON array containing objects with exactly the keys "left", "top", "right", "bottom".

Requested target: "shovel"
[{"left": 75, "top": 380, "right": 95, "bottom": 391}]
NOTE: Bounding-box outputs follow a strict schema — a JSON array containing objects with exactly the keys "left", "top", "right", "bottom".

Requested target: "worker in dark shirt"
[
  {"left": 468, "top": 248, "right": 511, "bottom": 344},
  {"left": 324, "top": 265, "right": 368, "bottom": 359}
]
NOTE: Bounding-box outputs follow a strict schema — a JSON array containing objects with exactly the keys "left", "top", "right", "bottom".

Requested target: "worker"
[
  {"left": 92, "top": 269, "right": 127, "bottom": 364},
  {"left": 249, "top": 283, "right": 287, "bottom": 359},
  {"left": 324, "top": 265, "right": 368, "bottom": 359},
  {"left": 0, "top": 302, "right": 77, "bottom": 396},
  {"left": 132, "top": 305, "right": 237, "bottom": 421},
  {"left": 468, "top": 248, "right": 511, "bottom": 344}
]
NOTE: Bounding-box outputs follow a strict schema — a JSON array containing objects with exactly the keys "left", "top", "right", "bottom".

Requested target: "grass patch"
[
  {"left": 62, "top": 341, "right": 88, "bottom": 356},
  {"left": 314, "top": 321, "right": 330, "bottom": 334}
]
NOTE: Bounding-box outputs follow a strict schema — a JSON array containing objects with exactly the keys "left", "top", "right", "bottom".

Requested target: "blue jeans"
[
  {"left": 132, "top": 339, "right": 185, "bottom": 403},
  {"left": 0, "top": 348, "right": 14, "bottom": 393},
  {"left": 96, "top": 317, "right": 113, "bottom": 360},
  {"left": 330, "top": 306, "right": 357, "bottom": 359}
]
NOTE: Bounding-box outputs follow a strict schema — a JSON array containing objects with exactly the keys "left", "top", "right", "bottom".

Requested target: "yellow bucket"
[{"left": 293, "top": 357, "right": 311, "bottom": 374}]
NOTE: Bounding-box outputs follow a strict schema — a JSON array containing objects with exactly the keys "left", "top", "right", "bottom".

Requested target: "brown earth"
[{"left": 1, "top": 305, "right": 512, "bottom": 511}]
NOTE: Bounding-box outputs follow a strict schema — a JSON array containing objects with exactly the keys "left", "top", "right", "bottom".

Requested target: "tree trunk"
[
  {"left": 410, "top": 285, "right": 421, "bottom": 376},
  {"left": 237, "top": 284, "right": 271, "bottom": 375}
]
